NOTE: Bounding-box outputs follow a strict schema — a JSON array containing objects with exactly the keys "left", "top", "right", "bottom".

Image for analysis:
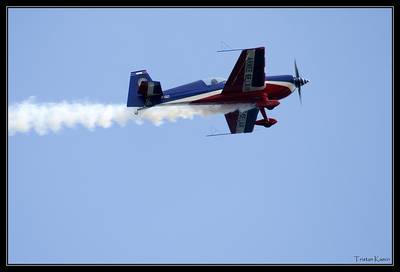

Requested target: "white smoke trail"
[{"left": 8, "top": 97, "right": 254, "bottom": 136}]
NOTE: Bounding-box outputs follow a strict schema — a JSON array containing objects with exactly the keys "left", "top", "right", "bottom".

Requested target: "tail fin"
[{"left": 127, "top": 70, "right": 153, "bottom": 107}]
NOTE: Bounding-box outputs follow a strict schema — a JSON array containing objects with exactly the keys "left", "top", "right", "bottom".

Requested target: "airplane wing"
[
  {"left": 224, "top": 108, "right": 259, "bottom": 134},
  {"left": 222, "top": 47, "right": 265, "bottom": 94}
]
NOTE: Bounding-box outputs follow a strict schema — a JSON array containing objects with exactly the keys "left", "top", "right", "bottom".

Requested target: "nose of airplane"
[
  {"left": 297, "top": 77, "right": 309, "bottom": 87},
  {"left": 293, "top": 61, "right": 309, "bottom": 104},
  {"left": 294, "top": 77, "right": 309, "bottom": 88}
]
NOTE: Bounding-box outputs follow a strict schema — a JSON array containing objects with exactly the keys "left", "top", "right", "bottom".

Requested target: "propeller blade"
[
  {"left": 298, "top": 85, "right": 302, "bottom": 105},
  {"left": 294, "top": 60, "right": 299, "bottom": 78},
  {"left": 294, "top": 59, "right": 302, "bottom": 105}
]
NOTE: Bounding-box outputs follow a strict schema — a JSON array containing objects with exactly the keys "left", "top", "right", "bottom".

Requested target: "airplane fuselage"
[{"left": 159, "top": 75, "right": 296, "bottom": 106}]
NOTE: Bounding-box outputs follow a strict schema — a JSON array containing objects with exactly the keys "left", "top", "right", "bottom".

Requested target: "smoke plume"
[{"left": 8, "top": 97, "right": 254, "bottom": 135}]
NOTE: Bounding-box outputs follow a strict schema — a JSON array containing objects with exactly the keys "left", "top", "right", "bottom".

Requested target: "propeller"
[
  {"left": 294, "top": 60, "right": 309, "bottom": 105},
  {"left": 294, "top": 60, "right": 302, "bottom": 104}
]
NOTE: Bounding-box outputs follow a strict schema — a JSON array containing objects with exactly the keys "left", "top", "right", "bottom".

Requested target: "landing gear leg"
[
  {"left": 259, "top": 107, "right": 269, "bottom": 121},
  {"left": 255, "top": 107, "right": 277, "bottom": 128}
]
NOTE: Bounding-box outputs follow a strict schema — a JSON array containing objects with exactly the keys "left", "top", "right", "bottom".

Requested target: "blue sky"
[{"left": 8, "top": 8, "right": 392, "bottom": 264}]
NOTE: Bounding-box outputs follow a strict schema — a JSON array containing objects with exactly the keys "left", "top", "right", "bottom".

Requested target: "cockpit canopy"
[{"left": 201, "top": 77, "right": 226, "bottom": 86}]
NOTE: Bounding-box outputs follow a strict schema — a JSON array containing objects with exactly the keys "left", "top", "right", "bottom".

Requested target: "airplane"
[{"left": 126, "top": 46, "right": 309, "bottom": 134}]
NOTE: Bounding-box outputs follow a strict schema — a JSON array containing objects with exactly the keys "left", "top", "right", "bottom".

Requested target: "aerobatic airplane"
[{"left": 127, "top": 46, "right": 309, "bottom": 134}]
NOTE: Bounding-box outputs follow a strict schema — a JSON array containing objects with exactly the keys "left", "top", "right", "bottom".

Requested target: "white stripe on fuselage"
[
  {"left": 162, "top": 80, "right": 295, "bottom": 105},
  {"left": 268, "top": 81, "right": 296, "bottom": 92},
  {"left": 162, "top": 89, "right": 223, "bottom": 104}
]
